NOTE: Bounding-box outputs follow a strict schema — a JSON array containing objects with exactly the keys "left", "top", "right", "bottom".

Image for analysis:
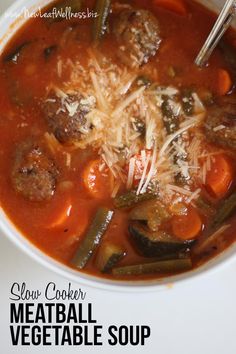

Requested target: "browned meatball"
[
  {"left": 11, "top": 141, "right": 59, "bottom": 201},
  {"left": 113, "top": 9, "right": 161, "bottom": 67},
  {"left": 43, "top": 91, "right": 95, "bottom": 144},
  {"left": 205, "top": 97, "right": 236, "bottom": 150}
]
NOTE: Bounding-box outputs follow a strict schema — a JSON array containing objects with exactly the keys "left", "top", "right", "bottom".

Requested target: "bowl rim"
[{"left": 0, "top": 0, "right": 236, "bottom": 293}]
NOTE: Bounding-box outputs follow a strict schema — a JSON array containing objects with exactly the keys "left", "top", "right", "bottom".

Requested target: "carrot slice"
[
  {"left": 171, "top": 207, "right": 202, "bottom": 240},
  {"left": 217, "top": 69, "right": 232, "bottom": 96},
  {"left": 82, "top": 159, "right": 112, "bottom": 199},
  {"left": 47, "top": 199, "right": 72, "bottom": 228},
  {"left": 153, "top": 0, "right": 187, "bottom": 15},
  {"left": 48, "top": 199, "right": 89, "bottom": 234},
  {"left": 206, "top": 154, "right": 233, "bottom": 199}
]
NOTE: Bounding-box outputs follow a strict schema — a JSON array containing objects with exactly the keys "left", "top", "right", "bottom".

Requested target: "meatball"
[
  {"left": 43, "top": 91, "right": 95, "bottom": 144},
  {"left": 113, "top": 9, "right": 161, "bottom": 67},
  {"left": 11, "top": 141, "right": 59, "bottom": 201},
  {"left": 205, "top": 97, "right": 236, "bottom": 150}
]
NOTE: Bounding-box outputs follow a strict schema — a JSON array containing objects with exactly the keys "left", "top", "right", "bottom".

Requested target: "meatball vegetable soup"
[{"left": 1, "top": 0, "right": 236, "bottom": 281}]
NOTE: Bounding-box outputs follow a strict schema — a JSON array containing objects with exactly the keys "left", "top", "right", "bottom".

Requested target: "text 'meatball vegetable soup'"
[{"left": 1, "top": 0, "right": 236, "bottom": 281}]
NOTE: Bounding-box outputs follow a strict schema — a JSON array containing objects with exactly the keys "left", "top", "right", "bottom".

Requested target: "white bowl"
[{"left": 0, "top": 0, "right": 236, "bottom": 292}]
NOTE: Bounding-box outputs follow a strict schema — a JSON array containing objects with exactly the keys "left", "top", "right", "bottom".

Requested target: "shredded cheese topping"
[{"left": 46, "top": 48, "right": 214, "bottom": 205}]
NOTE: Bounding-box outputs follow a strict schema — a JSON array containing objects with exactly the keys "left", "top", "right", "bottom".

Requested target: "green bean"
[
  {"left": 114, "top": 190, "right": 157, "bottom": 209},
  {"left": 93, "top": 0, "right": 111, "bottom": 42},
  {"left": 112, "top": 258, "right": 192, "bottom": 276},
  {"left": 71, "top": 207, "right": 114, "bottom": 269},
  {"left": 211, "top": 191, "right": 236, "bottom": 230},
  {"left": 195, "top": 197, "right": 215, "bottom": 217},
  {"left": 193, "top": 192, "right": 236, "bottom": 255}
]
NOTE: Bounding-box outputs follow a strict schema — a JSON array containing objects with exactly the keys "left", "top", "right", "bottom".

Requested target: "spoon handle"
[{"left": 195, "top": 0, "right": 236, "bottom": 67}]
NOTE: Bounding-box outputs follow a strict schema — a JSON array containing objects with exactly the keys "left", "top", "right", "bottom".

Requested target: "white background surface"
[{"left": 0, "top": 1, "right": 236, "bottom": 353}]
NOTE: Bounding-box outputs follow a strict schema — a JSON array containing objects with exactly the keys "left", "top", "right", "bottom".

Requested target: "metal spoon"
[{"left": 195, "top": 0, "right": 236, "bottom": 67}]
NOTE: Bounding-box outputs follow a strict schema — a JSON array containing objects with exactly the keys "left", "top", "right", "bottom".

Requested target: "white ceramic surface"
[{"left": 0, "top": 0, "right": 236, "bottom": 291}]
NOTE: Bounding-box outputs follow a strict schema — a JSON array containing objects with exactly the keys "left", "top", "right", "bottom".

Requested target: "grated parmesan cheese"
[
  {"left": 127, "top": 157, "right": 136, "bottom": 190},
  {"left": 52, "top": 50, "right": 209, "bottom": 199},
  {"left": 213, "top": 125, "right": 226, "bottom": 132}
]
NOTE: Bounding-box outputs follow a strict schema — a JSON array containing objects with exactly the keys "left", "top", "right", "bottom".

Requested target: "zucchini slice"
[
  {"left": 71, "top": 207, "right": 114, "bottom": 269},
  {"left": 129, "top": 222, "right": 192, "bottom": 258},
  {"left": 112, "top": 258, "right": 192, "bottom": 276},
  {"left": 129, "top": 199, "right": 169, "bottom": 231},
  {"left": 95, "top": 242, "right": 126, "bottom": 273}
]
